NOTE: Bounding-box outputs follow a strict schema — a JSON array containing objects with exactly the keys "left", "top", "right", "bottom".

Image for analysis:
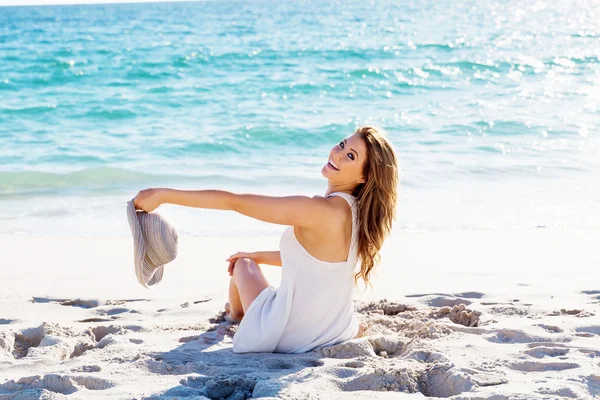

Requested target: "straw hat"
[{"left": 126, "top": 199, "right": 178, "bottom": 289}]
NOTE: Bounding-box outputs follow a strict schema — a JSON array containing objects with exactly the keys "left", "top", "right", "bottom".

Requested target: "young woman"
[{"left": 132, "top": 125, "right": 399, "bottom": 353}]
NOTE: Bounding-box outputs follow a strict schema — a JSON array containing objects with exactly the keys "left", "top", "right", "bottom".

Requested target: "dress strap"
[
  {"left": 326, "top": 192, "right": 356, "bottom": 208},
  {"left": 327, "top": 192, "right": 358, "bottom": 230},
  {"left": 327, "top": 192, "right": 358, "bottom": 261}
]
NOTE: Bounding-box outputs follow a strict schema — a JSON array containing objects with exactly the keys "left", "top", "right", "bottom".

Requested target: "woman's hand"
[
  {"left": 132, "top": 188, "right": 167, "bottom": 213},
  {"left": 226, "top": 252, "right": 258, "bottom": 276}
]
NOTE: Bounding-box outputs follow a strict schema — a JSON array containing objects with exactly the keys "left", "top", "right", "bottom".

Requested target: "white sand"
[{"left": 1, "top": 229, "right": 599, "bottom": 399}]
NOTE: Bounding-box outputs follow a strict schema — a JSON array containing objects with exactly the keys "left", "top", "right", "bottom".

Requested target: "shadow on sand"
[{"left": 143, "top": 314, "right": 325, "bottom": 400}]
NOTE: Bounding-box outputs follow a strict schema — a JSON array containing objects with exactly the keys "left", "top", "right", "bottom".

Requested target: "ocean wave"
[
  {"left": 0, "top": 167, "right": 323, "bottom": 198},
  {"left": 83, "top": 107, "right": 138, "bottom": 120},
  {"left": 124, "top": 68, "right": 178, "bottom": 81},
  {"left": 0, "top": 168, "right": 183, "bottom": 197},
  {"left": 0, "top": 105, "right": 58, "bottom": 116}
]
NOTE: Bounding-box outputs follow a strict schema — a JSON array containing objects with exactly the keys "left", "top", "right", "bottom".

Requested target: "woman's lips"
[{"left": 327, "top": 161, "right": 339, "bottom": 171}]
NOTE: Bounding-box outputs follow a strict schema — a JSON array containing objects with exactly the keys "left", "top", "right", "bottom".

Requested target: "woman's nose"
[{"left": 332, "top": 148, "right": 342, "bottom": 159}]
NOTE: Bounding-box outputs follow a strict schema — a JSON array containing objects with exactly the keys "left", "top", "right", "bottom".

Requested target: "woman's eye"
[
  {"left": 339, "top": 141, "right": 344, "bottom": 148},
  {"left": 348, "top": 153, "right": 354, "bottom": 160}
]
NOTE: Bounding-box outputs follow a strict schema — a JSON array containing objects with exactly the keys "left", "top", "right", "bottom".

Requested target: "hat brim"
[{"left": 127, "top": 200, "right": 165, "bottom": 289}]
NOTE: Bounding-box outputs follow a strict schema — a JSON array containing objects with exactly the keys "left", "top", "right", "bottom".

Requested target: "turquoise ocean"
[{"left": 0, "top": 0, "right": 598, "bottom": 236}]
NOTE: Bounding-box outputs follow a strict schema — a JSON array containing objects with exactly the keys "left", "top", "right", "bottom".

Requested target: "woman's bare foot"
[
  {"left": 224, "top": 302, "right": 242, "bottom": 323},
  {"left": 354, "top": 322, "right": 368, "bottom": 338}
]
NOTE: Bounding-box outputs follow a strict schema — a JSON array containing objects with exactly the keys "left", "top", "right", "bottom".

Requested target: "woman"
[{"left": 132, "top": 125, "right": 399, "bottom": 353}]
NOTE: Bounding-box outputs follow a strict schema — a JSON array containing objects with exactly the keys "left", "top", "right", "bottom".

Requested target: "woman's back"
[{"left": 232, "top": 192, "right": 360, "bottom": 353}]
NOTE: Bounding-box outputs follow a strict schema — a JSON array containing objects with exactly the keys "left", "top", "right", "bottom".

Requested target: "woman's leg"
[
  {"left": 226, "top": 279, "right": 244, "bottom": 322},
  {"left": 225, "top": 257, "right": 269, "bottom": 321}
]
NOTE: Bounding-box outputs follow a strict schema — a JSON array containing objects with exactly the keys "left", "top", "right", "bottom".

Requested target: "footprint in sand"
[
  {"left": 429, "top": 304, "right": 481, "bottom": 327},
  {"left": 509, "top": 360, "right": 580, "bottom": 372},
  {"left": 1, "top": 323, "right": 143, "bottom": 361},
  {"left": 581, "top": 289, "right": 600, "bottom": 304},
  {"left": 579, "top": 348, "right": 600, "bottom": 357},
  {"left": 406, "top": 291, "right": 484, "bottom": 307},
  {"left": 547, "top": 308, "right": 595, "bottom": 317},
  {"left": 536, "top": 324, "right": 563, "bottom": 333},
  {"left": 343, "top": 360, "right": 365, "bottom": 368},
  {"left": 261, "top": 358, "right": 296, "bottom": 369},
  {"left": 1, "top": 323, "right": 96, "bottom": 361},
  {"left": 581, "top": 290, "right": 600, "bottom": 296},
  {"left": 296, "top": 358, "right": 325, "bottom": 367},
  {"left": 524, "top": 346, "right": 570, "bottom": 358},
  {"left": 70, "top": 365, "right": 102, "bottom": 373},
  {"left": 355, "top": 299, "right": 416, "bottom": 316},
  {"left": 575, "top": 326, "right": 600, "bottom": 336},
  {"left": 90, "top": 325, "right": 122, "bottom": 342},
  {"left": 487, "top": 306, "right": 528, "bottom": 317},
  {"left": 527, "top": 342, "right": 569, "bottom": 348},
  {"left": 0, "top": 374, "right": 114, "bottom": 395},
  {"left": 319, "top": 336, "right": 411, "bottom": 359},
  {"left": 77, "top": 317, "right": 113, "bottom": 323},
  {"left": 92, "top": 325, "right": 145, "bottom": 349},
  {"left": 406, "top": 293, "right": 474, "bottom": 308},
  {"left": 32, "top": 297, "right": 101, "bottom": 308},
  {"left": 96, "top": 307, "right": 131, "bottom": 316},
  {"left": 31, "top": 297, "right": 148, "bottom": 323},
  {"left": 429, "top": 296, "right": 474, "bottom": 308},
  {"left": 407, "top": 350, "right": 448, "bottom": 363},
  {"left": 484, "top": 329, "right": 571, "bottom": 344},
  {"left": 32, "top": 297, "right": 147, "bottom": 312},
  {"left": 342, "top": 363, "right": 503, "bottom": 397},
  {"left": 174, "top": 375, "right": 257, "bottom": 400},
  {"left": 342, "top": 366, "right": 420, "bottom": 394},
  {"left": 537, "top": 386, "right": 583, "bottom": 398}
]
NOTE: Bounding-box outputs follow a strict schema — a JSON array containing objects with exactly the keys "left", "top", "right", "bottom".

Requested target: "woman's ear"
[{"left": 357, "top": 176, "right": 366, "bottom": 184}]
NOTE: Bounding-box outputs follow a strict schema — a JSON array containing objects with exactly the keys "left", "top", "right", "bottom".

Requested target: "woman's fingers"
[
  {"left": 132, "top": 188, "right": 164, "bottom": 212},
  {"left": 228, "top": 259, "right": 237, "bottom": 276},
  {"left": 226, "top": 252, "right": 247, "bottom": 262},
  {"left": 226, "top": 252, "right": 254, "bottom": 276},
  {"left": 227, "top": 256, "right": 239, "bottom": 272}
]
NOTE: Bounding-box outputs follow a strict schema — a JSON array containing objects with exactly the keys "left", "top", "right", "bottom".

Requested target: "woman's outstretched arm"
[{"left": 132, "top": 188, "right": 336, "bottom": 228}]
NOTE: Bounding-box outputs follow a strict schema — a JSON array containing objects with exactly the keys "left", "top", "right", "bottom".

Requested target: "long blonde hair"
[{"left": 352, "top": 126, "right": 399, "bottom": 286}]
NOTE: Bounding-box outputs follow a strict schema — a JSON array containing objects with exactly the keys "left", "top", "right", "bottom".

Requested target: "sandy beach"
[
  {"left": 2, "top": 0, "right": 599, "bottom": 398},
  {"left": 1, "top": 228, "right": 599, "bottom": 399}
]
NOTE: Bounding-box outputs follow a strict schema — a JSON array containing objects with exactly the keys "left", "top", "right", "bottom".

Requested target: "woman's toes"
[{"left": 355, "top": 322, "right": 368, "bottom": 338}]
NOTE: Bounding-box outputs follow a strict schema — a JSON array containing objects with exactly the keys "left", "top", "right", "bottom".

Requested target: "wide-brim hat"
[{"left": 126, "top": 199, "right": 178, "bottom": 289}]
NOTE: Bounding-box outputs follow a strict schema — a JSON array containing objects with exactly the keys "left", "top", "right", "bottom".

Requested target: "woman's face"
[{"left": 321, "top": 133, "right": 368, "bottom": 186}]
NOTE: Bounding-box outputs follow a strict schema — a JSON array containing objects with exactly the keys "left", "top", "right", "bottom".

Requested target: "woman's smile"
[{"left": 327, "top": 158, "right": 340, "bottom": 171}]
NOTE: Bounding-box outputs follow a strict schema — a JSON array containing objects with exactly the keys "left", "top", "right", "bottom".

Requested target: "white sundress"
[{"left": 232, "top": 192, "right": 360, "bottom": 354}]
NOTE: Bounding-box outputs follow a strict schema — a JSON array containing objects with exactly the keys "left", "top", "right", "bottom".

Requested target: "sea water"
[{"left": 0, "top": 0, "right": 599, "bottom": 236}]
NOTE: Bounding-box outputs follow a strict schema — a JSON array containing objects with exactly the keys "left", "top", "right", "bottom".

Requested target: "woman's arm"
[
  {"left": 227, "top": 250, "right": 282, "bottom": 267},
  {"left": 226, "top": 251, "right": 281, "bottom": 276},
  {"left": 133, "top": 188, "right": 335, "bottom": 228},
  {"left": 254, "top": 251, "right": 282, "bottom": 267}
]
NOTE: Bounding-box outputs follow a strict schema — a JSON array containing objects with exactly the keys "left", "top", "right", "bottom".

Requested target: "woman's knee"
[
  {"left": 231, "top": 257, "right": 268, "bottom": 311},
  {"left": 232, "top": 257, "right": 258, "bottom": 279}
]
